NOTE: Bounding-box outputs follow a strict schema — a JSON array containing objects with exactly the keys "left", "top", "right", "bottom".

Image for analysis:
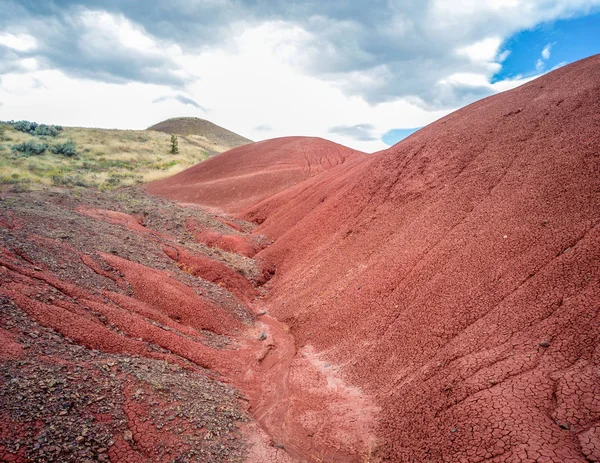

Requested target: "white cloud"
[
  {"left": 541, "top": 43, "right": 552, "bottom": 60},
  {"left": 536, "top": 58, "right": 545, "bottom": 72},
  {"left": 0, "top": 33, "right": 37, "bottom": 51},
  {"left": 497, "top": 50, "right": 511, "bottom": 63},
  {"left": 535, "top": 42, "right": 555, "bottom": 72},
  {"left": 18, "top": 58, "right": 39, "bottom": 71},
  {"left": 457, "top": 37, "right": 503, "bottom": 62},
  {"left": 77, "top": 10, "right": 183, "bottom": 60}
]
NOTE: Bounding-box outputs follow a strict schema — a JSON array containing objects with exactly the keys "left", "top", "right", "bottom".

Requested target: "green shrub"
[
  {"left": 34, "top": 124, "right": 61, "bottom": 137},
  {"left": 11, "top": 120, "right": 63, "bottom": 137},
  {"left": 12, "top": 120, "right": 37, "bottom": 134},
  {"left": 49, "top": 140, "right": 78, "bottom": 157},
  {"left": 11, "top": 141, "right": 48, "bottom": 156}
]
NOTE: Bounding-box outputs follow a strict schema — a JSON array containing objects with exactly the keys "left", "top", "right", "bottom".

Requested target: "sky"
[{"left": 0, "top": 1, "right": 598, "bottom": 153}]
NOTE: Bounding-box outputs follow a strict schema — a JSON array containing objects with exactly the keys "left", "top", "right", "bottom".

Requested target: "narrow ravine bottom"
[{"left": 222, "top": 311, "right": 380, "bottom": 462}]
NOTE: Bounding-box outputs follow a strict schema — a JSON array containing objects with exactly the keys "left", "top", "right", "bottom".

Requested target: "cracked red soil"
[
  {"left": 152, "top": 55, "right": 600, "bottom": 462},
  {"left": 2, "top": 55, "right": 600, "bottom": 462}
]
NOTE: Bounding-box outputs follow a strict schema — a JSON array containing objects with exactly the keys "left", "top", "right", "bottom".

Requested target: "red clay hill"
[
  {"left": 150, "top": 54, "right": 600, "bottom": 462},
  {"left": 147, "top": 137, "right": 363, "bottom": 213},
  {"left": 1, "top": 55, "right": 598, "bottom": 463}
]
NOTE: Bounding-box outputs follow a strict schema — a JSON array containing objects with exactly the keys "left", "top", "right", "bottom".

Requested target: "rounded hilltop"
[
  {"left": 148, "top": 117, "right": 252, "bottom": 151},
  {"left": 147, "top": 136, "right": 364, "bottom": 213}
]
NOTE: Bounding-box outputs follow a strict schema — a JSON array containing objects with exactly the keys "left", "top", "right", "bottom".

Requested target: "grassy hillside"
[
  {"left": 0, "top": 122, "right": 221, "bottom": 190},
  {"left": 148, "top": 117, "right": 252, "bottom": 150}
]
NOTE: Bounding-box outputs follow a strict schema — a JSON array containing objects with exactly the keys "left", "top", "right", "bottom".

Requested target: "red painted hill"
[
  {"left": 146, "top": 136, "right": 363, "bottom": 213},
  {"left": 3, "top": 55, "right": 599, "bottom": 463},
  {"left": 241, "top": 55, "right": 600, "bottom": 461}
]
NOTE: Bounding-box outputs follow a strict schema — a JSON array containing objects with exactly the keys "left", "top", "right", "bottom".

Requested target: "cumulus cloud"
[
  {"left": 329, "top": 124, "right": 378, "bottom": 141},
  {"left": 0, "top": 4, "right": 187, "bottom": 87},
  {"left": 221, "top": 0, "right": 599, "bottom": 108},
  {"left": 2, "top": 0, "right": 599, "bottom": 109}
]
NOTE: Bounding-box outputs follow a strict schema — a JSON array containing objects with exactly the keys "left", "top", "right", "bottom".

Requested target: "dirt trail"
[{"left": 224, "top": 311, "right": 379, "bottom": 462}]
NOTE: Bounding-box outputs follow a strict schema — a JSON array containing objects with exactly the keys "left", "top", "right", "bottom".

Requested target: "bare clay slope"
[
  {"left": 147, "top": 136, "right": 363, "bottom": 213},
  {"left": 249, "top": 55, "right": 600, "bottom": 461}
]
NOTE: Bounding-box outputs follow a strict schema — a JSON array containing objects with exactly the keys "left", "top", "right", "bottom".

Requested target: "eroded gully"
[{"left": 220, "top": 308, "right": 380, "bottom": 463}]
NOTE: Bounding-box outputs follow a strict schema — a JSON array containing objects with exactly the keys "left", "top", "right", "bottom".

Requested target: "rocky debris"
[
  {"left": 0, "top": 296, "right": 249, "bottom": 463},
  {"left": 0, "top": 186, "right": 266, "bottom": 462},
  {"left": 0, "top": 187, "right": 257, "bottom": 324}
]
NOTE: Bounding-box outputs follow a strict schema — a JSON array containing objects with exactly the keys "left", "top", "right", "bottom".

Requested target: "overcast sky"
[{"left": 0, "top": 1, "right": 599, "bottom": 152}]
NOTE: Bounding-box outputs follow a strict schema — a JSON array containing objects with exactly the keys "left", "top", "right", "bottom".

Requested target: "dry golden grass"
[{"left": 0, "top": 124, "right": 218, "bottom": 190}]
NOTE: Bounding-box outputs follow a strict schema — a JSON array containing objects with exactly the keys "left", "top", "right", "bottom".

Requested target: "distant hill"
[
  {"left": 147, "top": 136, "right": 363, "bottom": 213},
  {"left": 148, "top": 117, "right": 252, "bottom": 154},
  {"left": 1, "top": 117, "right": 252, "bottom": 191},
  {"left": 0, "top": 124, "right": 220, "bottom": 190}
]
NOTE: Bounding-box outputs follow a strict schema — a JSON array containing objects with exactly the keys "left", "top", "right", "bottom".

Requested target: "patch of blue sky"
[
  {"left": 493, "top": 11, "right": 600, "bottom": 82},
  {"left": 381, "top": 127, "right": 422, "bottom": 146}
]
